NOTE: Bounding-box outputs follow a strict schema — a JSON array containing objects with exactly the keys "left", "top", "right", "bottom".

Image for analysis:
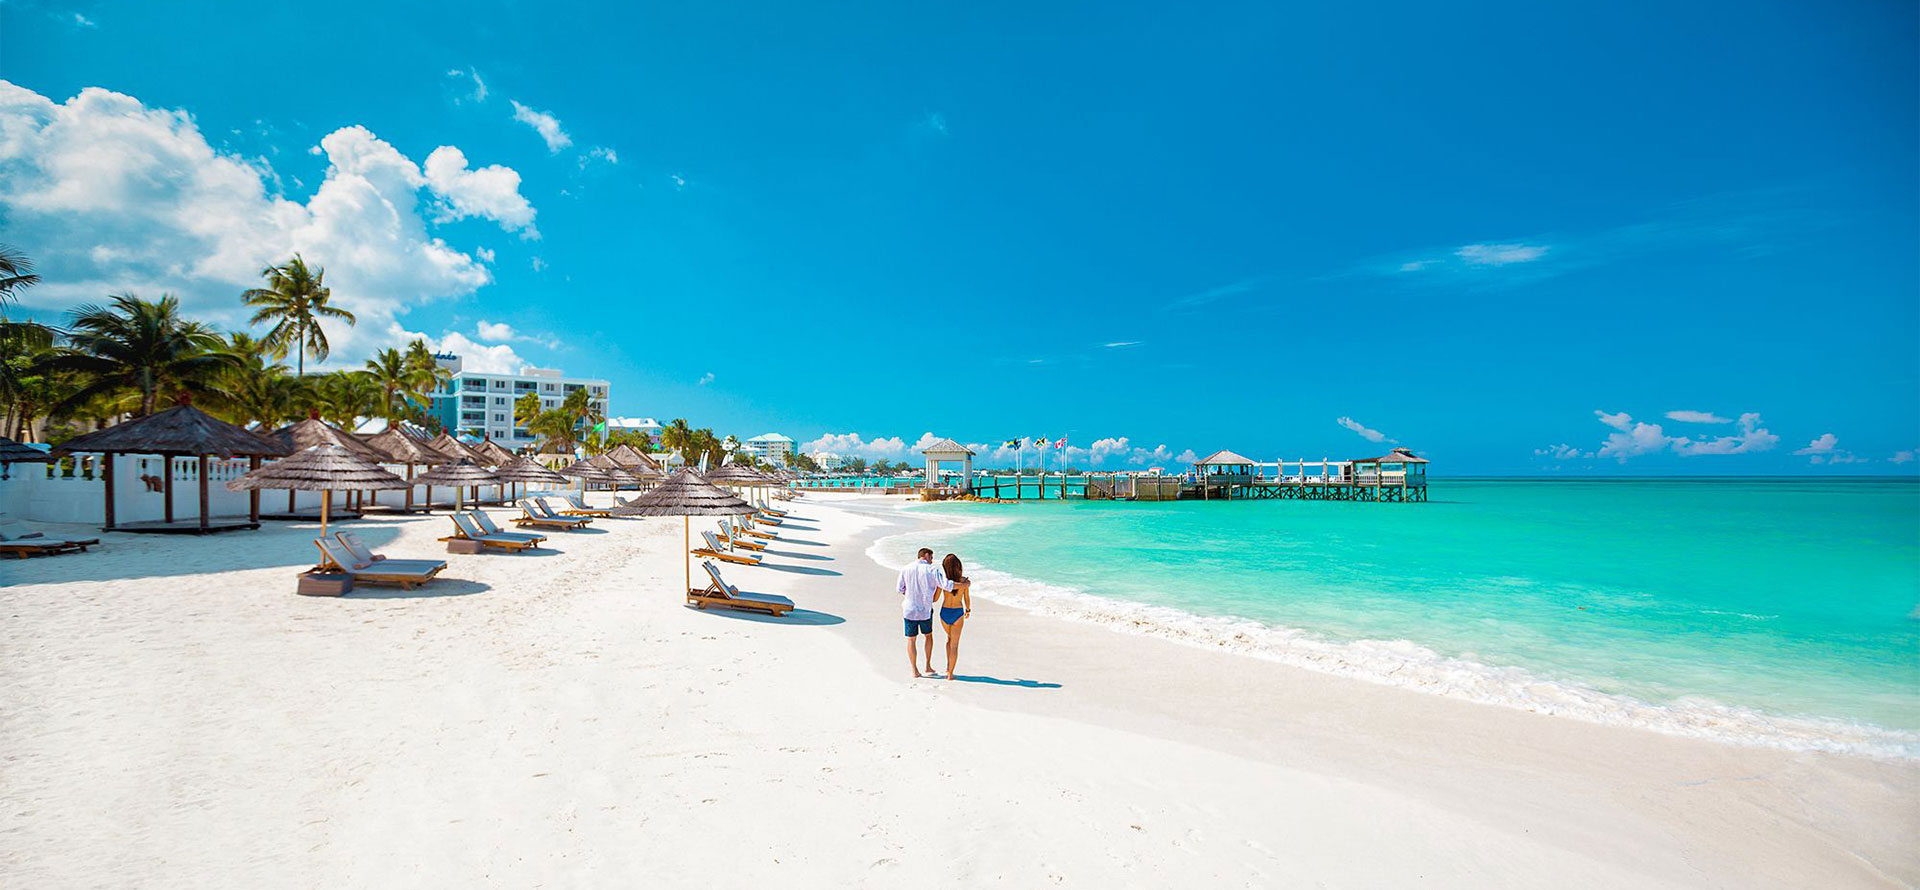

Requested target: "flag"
[
  {"left": 1005, "top": 438, "right": 1022, "bottom": 450},
  {"left": 1055, "top": 437, "right": 1068, "bottom": 449},
  {"left": 1035, "top": 435, "right": 1051, "bottom": 448}
]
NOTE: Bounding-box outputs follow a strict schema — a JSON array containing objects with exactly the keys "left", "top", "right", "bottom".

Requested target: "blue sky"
[{"left": 2, "top": 1, "right": 1914, "bottom": 473}]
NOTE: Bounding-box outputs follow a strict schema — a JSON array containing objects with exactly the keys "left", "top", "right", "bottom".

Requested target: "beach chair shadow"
[
  {"left": 687, "top": 605, "right": 845, "bottom": 626},
  {"left": 949, "top": 675, "right": 1062, "bottom": 689},
  {"left": 342, "top": 579, "right": 493, "bottom": 600},
  {"left": 758, "top": 563, "right": 842, "bottom": 577},
  {"left": 760, "top": 549, "right": 832, "bottom": 562}
]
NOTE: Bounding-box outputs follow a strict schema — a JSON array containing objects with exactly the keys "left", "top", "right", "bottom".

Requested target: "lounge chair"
[
  {"left": 514, "top": 499, "right": 590, "bottom": 530},
  {"left": 533, "top": 496, "right": 595, "bottom": 523},
  {"left": 555, "top": 493, "right": 614, "bottom": 518},
  {"left": 751, "top": 511, "right": 784, "bottom": 526},
  {"left": 730, "top": 517, "right": 776, "bottom": 540},
  {"left": 718, "top": 521, "right": 767, "bottom": 551},
  {"left": 334, "top": 531, "right": 449, "bottom": 576},
  {"left": 469, "top": 510, "right": 547, "bottom": 544},
  {"left": 0, "top": 519, "right": 100, "bottom": 559},
  {"left": 442, "top": 512, "right": 539, "bottom": 551},
  {"left": 690, "top": 560, "right": 794, "bottom": 616},
  {"left": 696, "top": 530, "right": 761, "bottom": 566},
  {"left": 314, "top": 536, "right": 447, "bottom": 589}
]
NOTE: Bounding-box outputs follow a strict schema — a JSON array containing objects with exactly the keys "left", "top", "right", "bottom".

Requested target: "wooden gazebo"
[{"left": 57, "top": 401, "right": 289, "bottom": 534}]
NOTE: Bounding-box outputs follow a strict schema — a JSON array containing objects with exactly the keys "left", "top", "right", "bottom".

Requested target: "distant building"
[
  {"left": 809, "top": 451, "right": 844, "bottom": 471},
  {"left": 741, "top": 433, "right": 795, "bottom": 466},
  {"left": 606, "top": 417, "right": 663, "bottom": 442},
  {"left": 428, "top": 354, "right": 610, "bottom": 450}
]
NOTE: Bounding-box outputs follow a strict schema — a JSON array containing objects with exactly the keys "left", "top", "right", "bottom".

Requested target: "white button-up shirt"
[{"left": 897, "top": 559, "right": 951, "bottom": 620}]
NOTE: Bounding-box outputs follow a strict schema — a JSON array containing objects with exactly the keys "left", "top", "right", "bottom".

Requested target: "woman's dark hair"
[{"left": 941, "top": 553, "right": 965, "bottom": 583}]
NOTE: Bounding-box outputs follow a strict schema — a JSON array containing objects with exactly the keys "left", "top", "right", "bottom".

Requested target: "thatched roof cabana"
[
  {"left": 415, "top": 458, "right": 502, "bottom": 510},
  {"left": 362, "top": 427, "right": 458, "bottom": 512},
  {"left": 604, "top": 443, "right": 663, "bottom": 473},
  {"left": 0, "top": 435, "right": 51, "bottom": 480},
  {"left": 228, "top": 443, "right": 409, "bottom": 536},
  {"left": 266, "top": 417, "right": 386, "bottom": 461},
  {"left": 431, "top": 432, "right": 491, "bottom": 466},
  {"left": 474, "top": 438, "right": 518, "bottom": 465},
  {"left": 57, "top": 401, "right": 289, "bottom": 533}
]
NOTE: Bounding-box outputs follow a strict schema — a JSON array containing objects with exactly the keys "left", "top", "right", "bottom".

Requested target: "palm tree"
[
  {"left": 403, "top": 339, "right": 452, "bottom": 400},
  {"left": 0, "top": 245, "right": 54, "bottom": 422},
  {"left": 660, "top": 418, "right": 695, "bottom": 461},
  {"left": 207, "top": 332, "right": 297, "bottom": 428},
  {"left": 513, "top": 392, "right": 542, "bottom": 431},
  {"left": 38, "top": 294, "right": 238, "bottom": 417},
  {"left": 302, "top": 371, "right": 379, "bottom": 429},
  {"left": 242, "top": 255, "right": 354, "bottom": 375},
  {"left": 0, "top": 244, "right": 40, "bottom": 306},
  {"left": 364, "top": 348, "right": 417, "bottom": 422}
]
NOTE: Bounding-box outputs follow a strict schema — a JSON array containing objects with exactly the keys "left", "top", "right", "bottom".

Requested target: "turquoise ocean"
[{"left": 872, "top": 479, "right": 1920, "bottom": 757}]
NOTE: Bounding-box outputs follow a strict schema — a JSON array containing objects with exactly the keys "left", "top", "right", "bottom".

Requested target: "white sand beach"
[{"left": 1, "top": 492, "right": 1914, "bottom": 888}]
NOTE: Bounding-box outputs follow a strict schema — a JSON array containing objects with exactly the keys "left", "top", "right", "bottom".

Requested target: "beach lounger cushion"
[
  {"left": 445, "top": 514, "right": 537, "bottom": 550},
  {"left": 470, "top": 511, "right": 547, "bottom": 543},
  {"left": 335, "top": 532, "right": 447, "bottom": 574},
  {"left": 697, "top": 530, "right": 761, "bottom": 565},
  {"left": 314, "top": 538, "right": 446, "bottom": 589}
]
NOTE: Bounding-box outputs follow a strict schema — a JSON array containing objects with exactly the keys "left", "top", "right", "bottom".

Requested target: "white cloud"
[
  {"left": 390, "top": 325, "right": 525, "bottom": 375},
  {"left": 920, "top": 112, "right": 949, "bottom": 136},
  {"left": 1398, "top": 260, "right": 1431, "bottom": 272},
  {"left": 1665, "top": 410, "right": 1732, "bottom": 424},
  {"left": 1454, "top": 243, "right": 1549, "bottom": 266},
  {"left": 1671, "top": 413, "right": 1779, "bottom": 456},
  {"left": 696, "top": 372, "right": 714, "bottom": 386},
  {"left": 801, "top": 432, "right": 910, "bottom": 460},
  {"left": 580, "top": 146, "right": 618, "bottom": 169},
  {"left": 1103, "top": 341, "right": 1141, "bottom": 348},
  {"left": 1174, "top": 449, "right": 1201, "bottom": 464},
  {"left": 475, "top": 246, "right": 495, "bottom": 263},
  {"left": 530, "top": 256, "right": 548, "bottom": 272},
  {"left": 1587, "top": 410, "right": 1779, "bottom": 462},
  {"left": 476, "top": 320, "right": 515, "bottom": 342},
  {"left": 73, "top": 13, "right": 97, "bottom": 28},
  {"left": 0, "top": 82, "right": 534, "bottom": 362},
  {"left": 670, "top": 173, "right": 687, "bottom": 190},
  {"left": 1533, "top": 443, "right": 1589, "bottom": 460},
  {"left": 446, "top": 68, "right": 488, "bottom": 104},
  {"left": 510, "top": 100, "right": 571, "bottom": 152},
  {"left": 1336, "top": 416, "right": 1394, "bottom": 444},
  {"left": 1793, "top": 433, "right": 1838, "bottom": 456},
  {"left": 1891, "top": 450, "right": 1915, "bottom": 465},
  {"left": 422, "top": 146, "right": 538, "bottom": 237}
]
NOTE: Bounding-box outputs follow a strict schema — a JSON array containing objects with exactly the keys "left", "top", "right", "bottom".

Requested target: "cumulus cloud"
[
  {"left": 391, "top": 325, "right": 526, "bottom": 375},
  {"left": 476, "top": 320, "right": 515, "bottom": 342},
  {"left": 1671, "top": 413, "right": 1779, "bottom": 456},
  {"left": 1665, "top": 410, "right": 1732, "bottom": 424},
  {"left": 510, "top": 100, "right": 571, "bottom": 152},
  {"left": 1891, "top": 450, "right": 1915, "bottom": 465},
  {"left": 1793, "top": 433, "right": 1838, "bottom": 456},
  {"left": 1533, "top": 443, "right": 1588, "bottom": 460},
  {"left": 1174, "top": 449, "right": 1201, "bottom": 464},
  {"left": 1454, "top": 243, "right": 1549, "bottom": 266},
  {"left": 1587, "top": 409, "right": 1779, "bottom": 462},
  {"left": 1336, "top": 416, "right": 1394, "bottom": 444},
  {"left": 0, "top": 82, "right": 533, "bottom": 361},
  {"left": 696, "top": 372, "right": 714, "bottom": 386},
  {"left": 73, "top": 13, "right": 97, "bottom": 28},
  {"left": 580, "top": 146, "right": 618, "bottom": 169},
  {"left": 801, "top": 432, "right": 912, "bottom": 460},
  {"left": 422, "top": 146, "right": 538, "bottom": 236}
]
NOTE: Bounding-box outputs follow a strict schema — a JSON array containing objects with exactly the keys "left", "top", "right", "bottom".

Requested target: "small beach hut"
[
  {"left": 363, "top": 427, "right": 454, "bottom": 511},
  {"left": 473, "top": 438, "right": 518, "bottom": 466},
  {"left": 1349, "top": 447, "right": 1429, "bottom": 499},
  {"left": 227, "top": 443, "right": 409, "bottom": 538},
  {"left": 609, "top": 468, "right": 755, "bottom": 594},
  {"left": 413, "top": 458, "right": 501, "bottom": 512},
  {"left": 919, "top": 438, "right": 974, "bottom": 493},
  {"left": 57, "top": 400, "right": 289, "bottom": 533},
  {"left": 0, "top": 435, "right": 52, "bottom": 480}
]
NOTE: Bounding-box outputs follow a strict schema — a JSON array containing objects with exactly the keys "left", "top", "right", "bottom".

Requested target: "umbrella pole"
[
  {"left": 684, "top": 515, "right": 691, "bottom": 594},
  {"left": 321, "top": 490, "right": 331, "bottom": 540}
]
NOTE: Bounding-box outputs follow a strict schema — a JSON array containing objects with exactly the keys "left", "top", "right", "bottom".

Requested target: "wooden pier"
[{"left": 947, "top": 447, "right": 1428, "bottom": 504}]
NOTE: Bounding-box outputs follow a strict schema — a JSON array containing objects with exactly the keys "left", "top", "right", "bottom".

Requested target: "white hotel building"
[{"left": 428, "top": 354, "right": 610, "bottom": 450}]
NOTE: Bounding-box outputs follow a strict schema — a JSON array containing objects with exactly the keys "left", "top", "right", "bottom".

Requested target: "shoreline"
[
  {"left": 2, "top": 491, "right": 1914, "bottom": 887},
  {"left": 863, "top": 498, "right": 1920, "bottom": 759}
]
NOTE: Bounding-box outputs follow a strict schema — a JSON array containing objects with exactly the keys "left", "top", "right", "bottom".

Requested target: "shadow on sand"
[
  {"left": 756, "top": 563, "right": 842, "bottom": 577},
  {"left": 761, "top": 549, "right": 832, "bottom": 561},
  {"left": 341, "top": 579, "right": 493, "bottom": 600},
  {"left": 949, "top": 674, "right": 1063, "bottom": 689},
  {"left": 687, "top": 605, "right": 846, "bottom": 626}
]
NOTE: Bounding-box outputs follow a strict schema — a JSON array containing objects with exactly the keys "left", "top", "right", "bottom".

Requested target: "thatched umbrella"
[
  {"left": 264, "top": 416, "right": 387, "bottom": 514},
  {"left": 228, "top": 443, "right": 409, "bottom": 538},
  {"left": 492, "top": 455, "right": 568, "bottom": 502},
  {"left": 604, "top": 443, "right": 664, "bottom": 474},
  {"left": 413, "top": 458, "right": 501, "bottom": 512},
  {"left": 431, "top": 433, "right": 502, "bottom": 503},
  {"left": 706, "top": 463, "right": 774, "bottom": 512},
  {"left": 610, "top": 468, "right": 754, "bottom": 593},
  {"left": 474, "top": 438, "right": 517, "bottom": 466},
  {"left": 364, "top": 427, "right": 455, "bottom": 511},
  {"left": 58, "top": 400, "right": 289, "bottom": 532},
  {"left": 0, "top": 435, "right": 51, "bottom": 480}
]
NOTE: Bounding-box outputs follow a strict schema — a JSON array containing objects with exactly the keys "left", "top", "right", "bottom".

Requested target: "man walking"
[{"left": 898, "top": 547, "right": 951, "bottom": 678}]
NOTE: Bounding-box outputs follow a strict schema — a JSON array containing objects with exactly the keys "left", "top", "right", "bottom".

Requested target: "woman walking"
[{"left": 938, "top": 553, "right": 972, "bottom": 680}]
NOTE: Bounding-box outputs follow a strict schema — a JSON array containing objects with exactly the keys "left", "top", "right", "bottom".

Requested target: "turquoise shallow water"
[{"left": 892, "top": 479, "right": 1920, "bottom": 753}]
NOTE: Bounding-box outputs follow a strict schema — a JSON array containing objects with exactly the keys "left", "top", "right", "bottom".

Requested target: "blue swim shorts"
[{"left": 903, "top": 617, "right": 933, "bottom": 637}]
